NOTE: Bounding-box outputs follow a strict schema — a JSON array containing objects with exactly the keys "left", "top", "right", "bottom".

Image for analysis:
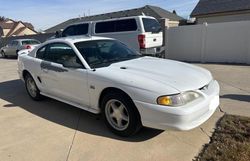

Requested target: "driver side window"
[
  {"left": 36, "top": 43, "right": 84, "bottom": 68},
  {"left": 11, "top": 41, "right": 19, "bottom": 47}
]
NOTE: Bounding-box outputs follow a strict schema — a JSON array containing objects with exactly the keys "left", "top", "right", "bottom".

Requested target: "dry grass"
[{"left": 195, "top": 114, "right": 250, "bottom": 161}]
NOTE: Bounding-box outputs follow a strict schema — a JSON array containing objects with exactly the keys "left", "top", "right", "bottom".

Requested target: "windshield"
[
  {"left": 142, "top": 18, "right": 162, "bottom": 33},
  {"left": 74, "top": 40, "right": 141, "bottom": 68},
  {"left": 22, "top": 40, "right": 40, "bottom": 45}
]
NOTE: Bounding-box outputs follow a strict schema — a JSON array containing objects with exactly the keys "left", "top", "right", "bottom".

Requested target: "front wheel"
[
  {"left": 101, "top": 91, "right": 142, "bottom": 137},
  {"left": 24, "top": 73, "right": 43, "bottom": 101}
]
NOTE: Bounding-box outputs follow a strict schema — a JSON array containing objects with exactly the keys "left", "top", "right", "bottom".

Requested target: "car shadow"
[
  {"left": 0, "top": 55, "right": 17, "bottom": 59},
  {"left": 0, "top": 79, "right": 163, "bottom": 142},
  {"left": 221, "top": 94, "right": 250, "bottom": 103}
]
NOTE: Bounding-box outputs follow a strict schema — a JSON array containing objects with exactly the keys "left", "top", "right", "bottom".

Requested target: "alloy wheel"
[
  {"left": 26, "top": 77, "right": 37, "bottom": 98},
  {"left": 105, "top": 99, "right": 130, "bottom": 131}
]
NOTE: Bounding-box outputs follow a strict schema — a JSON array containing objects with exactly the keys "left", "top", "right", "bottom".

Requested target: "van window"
[
  {"left": 142, "top": 18, "right": 162, "bottom": 33},
  {"left": 116, "top": 19, "right": 137, "bottom": 32},
  {"left": 95, "top": 19, "right": 137, "bottom": 33},
  {"left": 95, "top": 21, "right": 115, "bottom": 33},
  {"left": 62, "top": 24, "right": 89, "bottom": 37}
]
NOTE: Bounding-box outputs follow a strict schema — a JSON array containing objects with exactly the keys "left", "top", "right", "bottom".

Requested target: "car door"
[
  {"left": 8, "top": 40, "right": 19, "bottom": 56},
  {"left": 4, "top": 41, "right": 13, "bottom": 55},
  {"left": 39, "top": 43, "right": 90, "bottom": 107}
]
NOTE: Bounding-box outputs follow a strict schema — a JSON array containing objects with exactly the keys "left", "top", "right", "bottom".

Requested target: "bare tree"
[{"left": 0, "top": 16, "right": 6, "bottom": 21}]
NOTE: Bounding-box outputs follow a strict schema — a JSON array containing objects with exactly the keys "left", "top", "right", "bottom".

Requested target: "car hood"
[{"left": 104, "top": 57, "right": 212, "bottom": 92}]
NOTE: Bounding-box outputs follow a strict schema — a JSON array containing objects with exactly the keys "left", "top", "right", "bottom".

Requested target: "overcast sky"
[{"left": 0, "top": 0, "right": 199, "bottom": 31}]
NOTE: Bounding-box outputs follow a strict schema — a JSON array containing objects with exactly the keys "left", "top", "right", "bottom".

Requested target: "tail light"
[
  {"left": 138, "top": 34, "right": 145, "bottom": 49},
  {"left": 25, "top": 45, "right": 32, "bottom": 49}
]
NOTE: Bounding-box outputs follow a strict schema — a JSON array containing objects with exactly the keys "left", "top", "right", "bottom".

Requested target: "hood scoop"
[{"left": 120, "top": 67, "right": 127, "bottom": 70}]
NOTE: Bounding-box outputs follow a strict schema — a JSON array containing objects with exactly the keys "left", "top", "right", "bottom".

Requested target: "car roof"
[
  {"left": 69, "top": 15, "right": 156, "bottom": 26},
  {"left": 13, "top": 39, "right": 39, "bottom": 41},
  {"left": 46, "top": 35, "right": 114, "bottom": 44}
]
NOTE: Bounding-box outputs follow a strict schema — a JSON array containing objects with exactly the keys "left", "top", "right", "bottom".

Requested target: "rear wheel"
[
  {"left": 16, "top": 50, "right": 19, "bottom": 58},
  {"left": 24, "top": 73, "right": 43, "bottom": 101},
  {"left": 1, "top": 51, "right": 6, "bottom": 58},
  {"left": 101, "top": 91, "right": 142, "bottom": 137}
]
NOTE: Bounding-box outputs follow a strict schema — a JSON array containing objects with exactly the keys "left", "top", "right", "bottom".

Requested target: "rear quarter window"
[
  {"left": 22, "top": 40, "right": 40, "bottom": 45},
  {"left": 142, "top": 18, "right": 162, "bottom": 33},
  {"left": 36, "top": 46, "right": 46, "bottom": 59},
  {"left": 95, "top": 19, "right": 137, "bottom": 33},
  {"left": 12, "top": 41, "right": 19, "bottom": 46},
  {"left": 62, "top": 24, "right": 89, "bottom": 37}
]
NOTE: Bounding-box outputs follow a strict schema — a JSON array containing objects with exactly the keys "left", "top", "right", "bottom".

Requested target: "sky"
[{"left": 0, "top": 0, "right": 199, "bottom": 31}]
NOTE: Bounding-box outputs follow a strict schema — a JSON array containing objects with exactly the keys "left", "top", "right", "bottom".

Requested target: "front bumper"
[{"left": 134, "top": 80, "right": 220, "bottom": 131}]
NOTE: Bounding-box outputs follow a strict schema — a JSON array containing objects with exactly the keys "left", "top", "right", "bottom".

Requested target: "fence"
[
  {"left": 165, "top": 21, "right": 250, "bottom": 64},
  {"left": 0, "top": 33, "right": 54, "bottom": 48}
]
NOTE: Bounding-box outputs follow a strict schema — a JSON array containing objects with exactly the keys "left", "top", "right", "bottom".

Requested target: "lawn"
[{"left": 195, "top": 114, "right": 250, "bottom": 161}]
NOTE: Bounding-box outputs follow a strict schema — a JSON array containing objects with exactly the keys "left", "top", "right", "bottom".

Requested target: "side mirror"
[
  {"left": 55, "top": 31, "right": 62, "bottom": 38},
  {"left": 62, "top": 61, "right": 83, "bottom": 69},
  {"left": 76, "top": 58, "right": 82, "bottom": 64},
  {"left": 62, "top": 62, "right": 73, "bottom": 68}
]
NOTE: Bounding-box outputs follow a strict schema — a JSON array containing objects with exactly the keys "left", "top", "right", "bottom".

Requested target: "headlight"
[{"left": 157, "top": 91, "right": 201, "bottom": 107}]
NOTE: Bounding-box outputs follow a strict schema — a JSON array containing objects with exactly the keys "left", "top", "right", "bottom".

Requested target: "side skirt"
[{"left": 40, "top": 92, "right": 100, "bottom": 114}]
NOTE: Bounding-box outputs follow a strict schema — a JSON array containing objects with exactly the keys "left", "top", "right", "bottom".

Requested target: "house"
[
  {"left": 0, "top": 19, "right": 37, "bottom": 37},
  {"left": 191, "top": 0, "right": 250, "bottom": 24},
  {"left": 45, "top": 5, "right": 184, "bottom": 33}
]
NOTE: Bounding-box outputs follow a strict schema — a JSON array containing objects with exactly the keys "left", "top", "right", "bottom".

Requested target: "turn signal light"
[{"left": 157, "top": 96, "right": 172, "bottom": 106}]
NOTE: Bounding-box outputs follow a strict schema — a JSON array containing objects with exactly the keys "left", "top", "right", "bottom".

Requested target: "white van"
[{"left": 60, "top": 16, "right": 163, "bottom": 55}]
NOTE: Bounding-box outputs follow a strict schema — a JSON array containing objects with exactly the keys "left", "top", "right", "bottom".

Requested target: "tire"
[
  {"left": 16, "top": 50, "right": 19, "bottom": 58},
  {"left": 24, "top": 73, "right": 43, "bottom": 101},
  {"left": 101, "top": 91, "right": 142, "bottom": 137},
  {"left": 1, "top": 51, "right": 6, "bottom": 58}
]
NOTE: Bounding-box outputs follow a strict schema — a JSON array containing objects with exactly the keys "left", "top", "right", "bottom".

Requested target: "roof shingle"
[
  {"left": 45, "top": 5, "right": 184, "bottom": 33},
  {"left": 0, "top": 22, "right": 15, "bottom": 29},
  {"left": 191, "top": 0, "right": 250, "bottom": 17}
]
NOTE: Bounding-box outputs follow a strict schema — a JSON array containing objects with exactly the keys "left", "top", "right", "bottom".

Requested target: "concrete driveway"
[{"left": 0, "top": 57, "right": 249, "bottom": 161}]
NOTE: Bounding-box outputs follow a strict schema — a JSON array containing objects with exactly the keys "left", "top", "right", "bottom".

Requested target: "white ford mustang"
[{"left": 17, "top": 36, "right": 220, "bottom": 136}]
